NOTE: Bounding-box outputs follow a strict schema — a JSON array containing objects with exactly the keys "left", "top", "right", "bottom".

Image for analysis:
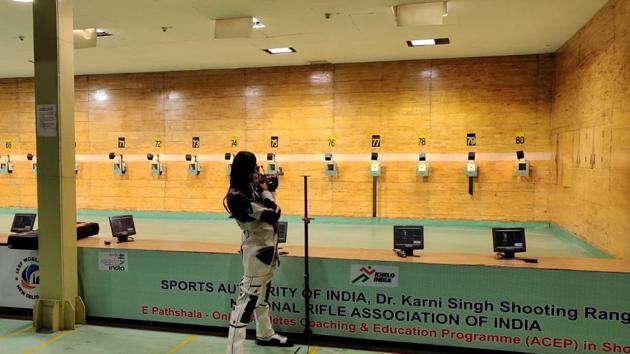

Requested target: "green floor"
[
  {"left": 0, "top": 209, "right": 609, "bottom": 258},
  {"left": 0, "top": 319, "right": 390, "bottom": 354}
]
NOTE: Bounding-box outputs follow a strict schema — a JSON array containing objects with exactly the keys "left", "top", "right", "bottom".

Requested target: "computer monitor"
[
  {"left": 393, "top": 225, "right": 424, "bottom": 256},
  {"left": 109, "top": 215, "right": 136, "bottom": 242},
  {"left": 518, "top": 163, "right": 528, "bottom": 171},
  {"left": 493, "top": 227, "right": 526, "bottom": 259},
  {"left": 11, "top": 213, "right": 36, "bottom": 233},
  {"left": 277, "top": 221, "right": 288, "bottom": 243}
]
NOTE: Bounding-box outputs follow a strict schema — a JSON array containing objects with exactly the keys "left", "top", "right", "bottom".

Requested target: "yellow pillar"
[{"left": 32, "top": 0, "right": 85, "bottom": 331}]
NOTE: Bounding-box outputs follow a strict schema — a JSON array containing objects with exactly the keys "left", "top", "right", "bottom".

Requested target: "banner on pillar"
[
  {"left": 36, "top": 104, "right": 58, "bottom": 137},
  {"left": 0, "top": 246, "right": 39, "bottom": 309}
]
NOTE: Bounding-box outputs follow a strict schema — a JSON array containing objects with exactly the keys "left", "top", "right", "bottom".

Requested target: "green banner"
[{"left": 78, "top": 248, "right": 629, "bottom": 353}]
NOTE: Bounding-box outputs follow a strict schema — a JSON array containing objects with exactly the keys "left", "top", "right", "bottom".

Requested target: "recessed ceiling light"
[
  {"left": 252, "top": 17, "right": 266, "bottom": 29},
  {"left": 96, "top": 29, "right": 113, "bottom": 37},
  {"left": 407, "top": 38, "right": 450, "bottom": 47},
  {"left": 13, "top": 0, "right": 33, "bottom": 3},
  {"left": 263, "top": 47, "right": 296, "bottom": 55}
]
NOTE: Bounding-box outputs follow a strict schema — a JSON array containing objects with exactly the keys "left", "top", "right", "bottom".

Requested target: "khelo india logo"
[{"left": 350, "top": 264, "right": 398, "bottom": 288}]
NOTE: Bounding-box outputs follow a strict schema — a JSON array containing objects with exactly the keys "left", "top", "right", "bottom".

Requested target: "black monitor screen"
[
  {"left": 493, "top": 228, "right": 526, "bottom": 253},
  {"left": 277, "top": 221, "right": 288, "bottom": 243},
  {"left": 518, "top": 163, "right": 527, "bottom": 171},
  {"left": 109, "top": 215, "right": 136, "bottom": 238},
  {"left": 394, "top": 226, "right": 424, "bottom": 250},
  {"left": 11, "top": 213, "right": 36, "bottom": 233},
  {"left": 327, "top": 164, "right": 335, "bottom": 171}
]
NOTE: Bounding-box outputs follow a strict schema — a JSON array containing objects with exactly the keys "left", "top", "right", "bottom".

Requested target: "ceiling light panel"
[
  {"left": 407, "top": 38, "right": 450, "bottom": 47},
  {"left": 409, "top": 39, "right": 436, "bottom": 46},
  {"left": 394, "top": 2, "right": 444, "bottom": 26},
  {"left": 263, "top": 47, "right": 296, "bottom": 54}
]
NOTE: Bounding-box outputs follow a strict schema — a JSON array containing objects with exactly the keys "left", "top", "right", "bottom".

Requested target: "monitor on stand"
[
  {"left": 492, "top": 228, "right": 526, "bottom": 259},
  {"left": 393, "top": 225, "right": 424, "bottom": 257},
  {"left": 109, "top": 215, "right": 136, "bottom": 243}
]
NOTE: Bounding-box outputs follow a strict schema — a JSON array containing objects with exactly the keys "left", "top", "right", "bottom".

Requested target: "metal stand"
[
  {"left": 372, "top": 176, "right": 378, "bottom": 217},
  {"left": 301, "top": 175, "right": 313, "bottom": 345}
]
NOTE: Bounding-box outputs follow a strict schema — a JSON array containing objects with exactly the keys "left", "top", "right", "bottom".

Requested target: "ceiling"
[{"left": 0, "top": 0, "right": 608, "bottom": 78}]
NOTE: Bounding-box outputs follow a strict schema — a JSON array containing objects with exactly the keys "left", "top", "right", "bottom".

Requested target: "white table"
[{"left": 0, "top": 240, "right": 38, "bottom": 309}]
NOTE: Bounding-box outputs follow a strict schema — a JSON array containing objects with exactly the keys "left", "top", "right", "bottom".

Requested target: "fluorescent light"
[
  {"left": 13, "top": 0, "right": 33, "bottom": 3},
  {"left": 263, "top": 47, "right": 296, "bottom": 55},
  {"left": 252, "top": 17, "right": 266, "bottom": 29},
  {"left": 407, "top": 38, "right": 450, "bottom": 47},
  {"left": 408, "top": 39, "right": 436, "bottom": 46}
]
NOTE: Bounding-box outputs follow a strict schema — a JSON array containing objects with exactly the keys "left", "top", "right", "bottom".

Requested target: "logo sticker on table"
[
  {"left": 99, "top": 252, "right": 128, "bottom": 272},
  {"left": 350, "top": 264, "right": 398, "bottom": 288},
  {"left": 15, "top": 256, "right": 39, "bottom": 300}
]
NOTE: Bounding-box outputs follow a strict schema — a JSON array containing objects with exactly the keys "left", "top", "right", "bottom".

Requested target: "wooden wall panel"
[
  {"left": 550, "top": 0, "right": 630, "bottom": 258},
  {"left": 333, "top": 61, "right": 432, "bottom": 154},
  {"left": 0, "top": 54, "right": 554, "bottom": 224}
]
